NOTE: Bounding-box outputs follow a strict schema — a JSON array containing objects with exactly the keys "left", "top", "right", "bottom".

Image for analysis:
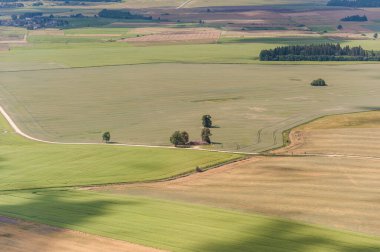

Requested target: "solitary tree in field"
[
  {"left": 170, "top": 131, "right": 189, "bottom": 146},
  {"left": 337, "top": 24, "right": 343, "bottom": 30},
  {"left": 102, "top": 131, "right": 111, "bottom": 143},
  {"left": 202, "top": 115, "right": 212, "bottom": 128},
  {"left": 201, "top": 128, "right": 212, "bottom": 144},
  {"left": 374, "top": 33, "right": 378, "bottom": 39},
  {"left": 311, "top": 78, "right": 327, "bottom": 86}
]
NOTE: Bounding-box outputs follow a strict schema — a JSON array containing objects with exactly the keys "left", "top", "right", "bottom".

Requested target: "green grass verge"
[
  {"left": 0, "top": 189, "right": 379, "bottom": 252},
  {"left": 0, "top": 115, "right": 242, "bottom": 190}
]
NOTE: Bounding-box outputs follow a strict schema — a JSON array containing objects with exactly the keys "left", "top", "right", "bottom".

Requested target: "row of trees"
[
  {"left": 327, "top": 0, "right": 380, "bottom": 7},
  {"left": 341, "top": 15, "right": 368, "bottom": 22},
  {"left": 98, "top": 9, "right": 151, "bottom": 20},
  {"left": 101, "top": 115, "right": 214, "bottom": 146},
  {"left": 260, "top": 44, "right": 380, "bottom": 61},
  {"left": 170, "top": 115, "right": 214, "bottom": 146}
]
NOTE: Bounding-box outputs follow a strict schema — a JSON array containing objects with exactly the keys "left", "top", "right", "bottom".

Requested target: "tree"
[
  {"left": 102, "top": 132, "right": 111, "bottom": 143},
  {"left": 341, "top": 15, "right": 368, "bottom": 22},
  {"left": 337, "top": 24, "right": 343, "bottom": 30},
  {"left": 201, "top": 128, "right": 212, "bottom": 144},
  {"left": 202, "top": 115, "right": 212, "bottom": 128},
  {"left": 181, "top": 131, "right": 189, "bottom": 143},
  {"left": 374, "top": 33, "right": 378, "bottom": 39},
  {"left": 311, "top": 78, "right": 327, "bottom": 86},
  {"left": 170, "top": 131, "right": 189, "bottom": 146}
]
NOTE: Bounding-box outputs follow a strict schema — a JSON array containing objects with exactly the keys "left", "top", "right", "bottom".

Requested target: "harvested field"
[
  {"left": 0, "top": 64, "right": 378, "bottom": 152},
  {"left": 91, "top": 112, "right": 380, "bottom": 236},
  {"left": 221, "top": 30, "right": 318, "bottom": 38},
  {"left": 29, "top": 29, "right": 65, "bottom": 36},
  {"left": 0, "top": 216, "right": 163, "bottom": 252},
  {"left": 277, "top": 111, "right": 380, "bottom": 156},
  {"left": 121, "top": 28, "right": 221, "bottom": 44}
]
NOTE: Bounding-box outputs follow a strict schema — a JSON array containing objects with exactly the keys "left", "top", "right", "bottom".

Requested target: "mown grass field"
[
  {"left": 0, "top": 115, "right": 241, "bottom": 190},
  {"left": 0, "top": 63, "right": 378, "bottom": 152},
  {"left": 0, "top": 189, "right": 379, "bottom": 252},
  {"left": 0, "top": 37, "right": 379, "bottom": 70},
  {"left": 0, "top": 42, "right": 277, "bottom": 69}
]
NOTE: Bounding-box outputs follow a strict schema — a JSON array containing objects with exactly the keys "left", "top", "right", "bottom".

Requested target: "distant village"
[{"left": 0, "top": 12, "right": 69, "bottom": 30}]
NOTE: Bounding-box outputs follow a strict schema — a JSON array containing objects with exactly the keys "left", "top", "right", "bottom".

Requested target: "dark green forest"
[
  {"left": 260, "top": 44, "right": 380, "bottom": 61},
  {"left": 327, "top": 0, "right": 380, "bottom": 7}
]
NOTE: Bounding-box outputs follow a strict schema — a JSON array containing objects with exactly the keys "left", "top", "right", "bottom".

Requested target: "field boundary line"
[{"left": 2, "top": 62, "right": 380, "bottom": 74}]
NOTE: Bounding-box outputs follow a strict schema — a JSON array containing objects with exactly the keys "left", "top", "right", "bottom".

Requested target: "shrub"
[
  {"left": 311, "top": 79, "right": 327, "bottom": 86},
  {"left": 170, "top": 131, "right": 189, "bottom": 146},
  {"left": 102, "top": 132, "right": 111, "bottom": 143}
]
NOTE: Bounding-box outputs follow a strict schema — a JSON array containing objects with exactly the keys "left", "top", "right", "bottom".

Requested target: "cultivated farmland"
[
  {"left": 1, "top": 0, "right": 380, "bottom": 251},
  {"left": 0, "top": 64, "right": 379, "bottom": 152},
  {"left": 0, "top": 115, "right": 241, "bottom": 191},
  {"left": 1, "top": 190, "right": 379, "bottom": 252},
  {"left": 91, "top": 111, "right": 380, "bottom": 236}
]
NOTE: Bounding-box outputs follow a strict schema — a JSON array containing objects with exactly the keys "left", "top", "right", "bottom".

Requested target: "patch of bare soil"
[{"left": 0, "top": 216, "right": 165, "bottom": 252}]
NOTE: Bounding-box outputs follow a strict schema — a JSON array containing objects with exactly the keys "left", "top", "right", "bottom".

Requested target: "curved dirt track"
[{"left": 0, "top": 106, "right": 252, "bottom": 155}]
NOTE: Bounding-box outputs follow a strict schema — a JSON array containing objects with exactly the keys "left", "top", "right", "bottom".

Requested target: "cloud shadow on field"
[
  {"left": 197, "top": 220, "right": 380, "bottom": 252},
  {"left": 0, "top": 190, "right": 140, "bottom": 231}
]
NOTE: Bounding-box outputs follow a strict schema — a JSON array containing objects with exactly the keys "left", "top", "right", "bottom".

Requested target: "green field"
[
  {"left": 0, "top": 42, "right": 277, "bottom": 70},
  {"left": 0, "top": 63, "right": 379, "bottom": 152},
  {"left": 1, "top": 39, "right": 379, "bottom": 71},
  {"left": 0, "top": 189, "right": 379, "bottom": 252},
  {"left": 0, "top": 115, "right": 241, "bottom": 190}
]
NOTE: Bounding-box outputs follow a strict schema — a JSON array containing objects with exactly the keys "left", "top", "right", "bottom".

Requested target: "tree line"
[
  {"left": 341, "top": 15, "right": 368, "bottom": 22},
  {"left": 259, "top": 43, "right": 380, "bottom": 61},
  {"left": 98, "top": 9, "right": 151, "bottom": 20},
  {"left": 327, "top": 0, "right": 380, "bottom": 7}
]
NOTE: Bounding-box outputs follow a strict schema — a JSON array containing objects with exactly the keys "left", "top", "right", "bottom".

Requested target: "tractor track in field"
[{"left": 177, "top": 0, "right": 193, "bottom": 9}]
